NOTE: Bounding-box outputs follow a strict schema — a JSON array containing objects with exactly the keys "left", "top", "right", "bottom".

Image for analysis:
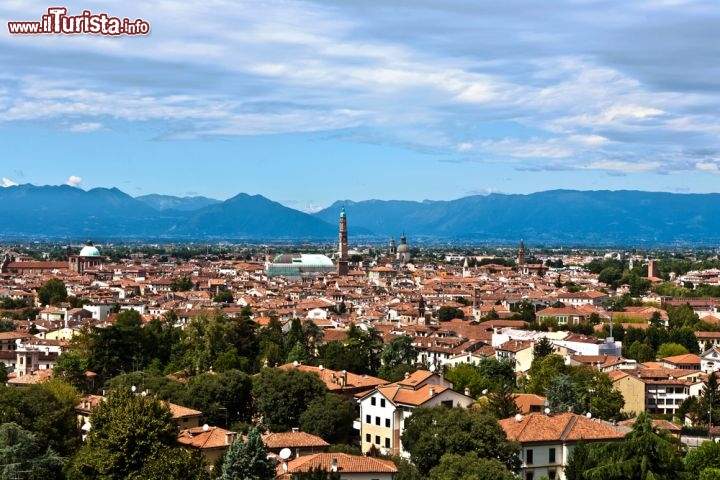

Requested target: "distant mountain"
[
  {"left": 135, "top": 194, "right": 220, "bottom": 212},
  {"left": 178, "top": 193, "right": 337, "bottom": 239},
  {"left": 314, "top": 190, "right": 720, "bottom": 245},
  {"left": 2, "top": 186, "right": 720, "bottom": 245},
  {"left": 0, "top": 185, "right": 336, "bottom": 240}
]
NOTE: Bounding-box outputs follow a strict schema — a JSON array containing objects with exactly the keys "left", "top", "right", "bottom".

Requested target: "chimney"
[
  {"left": 429, "top": 388, "right": 435, "bottom": 397},
  {"left": 331, "top": 457, "right": 338, "bottom": 472},
  {"left": 225, "top": 432, "right": 236, "bottom": 445},
  {"left": 464, "top": 387, "right": 471, "bottom": 397}
]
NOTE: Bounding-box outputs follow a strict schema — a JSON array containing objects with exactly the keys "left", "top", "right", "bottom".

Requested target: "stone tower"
[{"left": 337, "top": 207, "right": 349, "bottom": 276}]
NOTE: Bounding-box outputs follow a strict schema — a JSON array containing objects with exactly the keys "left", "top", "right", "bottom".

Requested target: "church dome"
[{"left": 79, "top": 241, "right": 101, "bottom": 257}]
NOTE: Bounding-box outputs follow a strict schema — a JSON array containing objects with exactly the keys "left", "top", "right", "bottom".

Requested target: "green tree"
[
  {"left": 380, "top": 336, "right": 418, "bottom": 370},
  {"left": 0, "top": 363, "right": 7, "bottom": 383},
  {"left": 547, "top": 373, "right": 579, "bottom": 413},
  {"left": 685, "top": 440, "right": 720, "bottom": 479},
  {"left": 701, "top": 469, "right": 720, "bottom": 480},
  {"left": 486, "top": 384, "right": 520, "bottom": 420},
  {"left": 71, "top": 388, "right": 176, "bottom": 479},
  {"left": 401, "top": 406, "right": 520, "bottom": 475},
  {"left": 584, "top": 412, "right": 685, "bottom": 480},
  {"left": 53, "top": 349, "right": 90, "bottom": 390},
  {"left": 565, "top": 440, "right": 592, "bottom": 480},
  {"left": 657, "top": 342, "right": 690, "bottom": 359},
  {"left": 444, "top": 363, "right": 488, "bottom": 397},
  {"left": 0, "top": 383, "right": 78, "bottom": 456},
  {"left": 0, "top": 422, "right": 65, "bottom": 479},
  {"left": 214, "top": 290, "right": 234, "bottom": 303},
  {"left": 526, "top": 354, "right": 568, "bottom": 395},
  {"left": 129, "top": 446, "right": 209, "bottom": 480},
  {"left": 428, "top": 452, "right": 516, "bottom": 480},
  {"left": 252, "top": 368, "right": 327, "bottom": 432},
  {"left": 171, "top": 275, "right": 193, "bottom": 292},
  {"left": 37, "top": 277, "right": 68, "bottom": 306},
  {"left": 299, "top": 394, "right": 356, "bottom": 444},
  {"left": 186, "top": 369, "right": 254, "bottom": 427},
  {"left": 219, "top": 427, "right": 276, "bottom": 480},
  {"left": 437, "top": 306, "right": 464, "bottom": 322},
  {"left": 533, "top": 337, "right": 555, "bottom": 361}
]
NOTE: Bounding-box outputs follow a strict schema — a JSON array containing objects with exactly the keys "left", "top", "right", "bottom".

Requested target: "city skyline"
[{"left": 2, "top": 1, "right": 720, "bottom": 211}]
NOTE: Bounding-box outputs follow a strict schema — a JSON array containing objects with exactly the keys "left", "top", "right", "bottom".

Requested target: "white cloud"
[
  {"left": 696, "top": 162, "right": 720, "bottom": 173},
  {"left": 2, "top": 177, "right": 18, "bottom": 187},
  {"left": 68, "top": 122, "right": 102, "bottom": 133},
  {"left": 457, "top": 142, "right": 473, "bottom": 152},
  {"left": 65, "top": 176, "right": 82, "bottom": 187}
]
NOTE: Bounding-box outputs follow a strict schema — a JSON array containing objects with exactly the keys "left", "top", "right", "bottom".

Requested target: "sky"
[{"left": 2, "top": 0, "right": 720, "bottom": 212}]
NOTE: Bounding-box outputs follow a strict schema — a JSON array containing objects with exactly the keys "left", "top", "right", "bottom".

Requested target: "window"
[
  {"left": 385, "top": 438, "right": 390, "bottom": 448},
  {"left": 365, "top": 433, "right": 371, "bottom": 442},
  {"left": 371, "top": 397, "right": 376, "bottom": 406},
  {"left": 375, "top": 417, "right": 381, "bottom": 426},
  {"left": 375, "top": 435, "right": 380, "bottom": 445},
  {"left": 385, "top": 418, "right": 390, "bottom": 428},
  {"left": 366, "top": 414, "right": 371, "bottom": 423},
  {"left": 526, "top": 449, "right": 533, "bottom": 465},
  {"left": 380, "top": 398, "right": 386, "bottom": 407},
  {"left": 441, "top": 400, "right": 453, "bottom": 408},
  {"left": 549, "top": 448, "right": 556, "bottom": 463}
]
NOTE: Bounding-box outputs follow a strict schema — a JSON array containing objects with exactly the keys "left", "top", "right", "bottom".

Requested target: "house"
[
  {"left": 262, "top": 429, "right": 330, "bottom": 457},
  {"left": 659, "top": 353, "right": 701, "bottom": 371},
  {"left": 513, "top": 393, "right": 547, "bottom": 414},
  {"left": 610, "top": 368, "right": 703, "bottom": 415},
  {"left": 177, "top": 425, "right": 239, "bottom": 470},
  {"left": 495, "top": 340, "right": 534, "bottom": 373},
  {"left": 276, "top": 453, "right": 397, "bottom": 480},
  {"left": 499, "top": 412, "right": 625, "bottom": 480},
  {"left": 278, "top": 363, "right": 388, "bottom": 397},
  {"left": 701, "top": 346, "right": 720, "bottom": 373},
  {"left": 357, "top": 370, "right": 473, "bottom": 456}
]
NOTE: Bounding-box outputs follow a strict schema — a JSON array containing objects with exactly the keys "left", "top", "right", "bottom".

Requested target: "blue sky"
[{"left": 2, "top": 1, "right": 720, "bottom": 211}]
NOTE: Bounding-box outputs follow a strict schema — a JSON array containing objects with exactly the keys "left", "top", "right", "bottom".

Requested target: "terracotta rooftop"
[
  {"left": 262, "top": 431, "right": 329, "bottom": 449},
  {"left": 277, "top": 363, "right": 388, "bottom": 393},
  {"left": 177, "top": 426, "right": 238, "bottom": 450},
  {"left": 499, "top": 412, "right": 625, "bottom": 443},
  {"left": 277, "top": 453, "right": 397, "bottom": 478}
]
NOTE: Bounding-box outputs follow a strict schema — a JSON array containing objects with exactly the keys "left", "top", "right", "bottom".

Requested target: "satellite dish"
[
  {"left": 586, "top": 412, "right": 592, "bottom": 419},
  {"left": 279, "top": 448, "right": 292, "bottom": 460},
  {"left": 203, "top": 424, "right": 210, "bottom": 432},
  {"left": 515, "top": 414, "right": 523, "bottom": 423},
  {"left": 544, "top": 407, "right": 551, "bottom": 415},
  {"left": 429, "top": 364, "right": 436, "bottom": 372}
]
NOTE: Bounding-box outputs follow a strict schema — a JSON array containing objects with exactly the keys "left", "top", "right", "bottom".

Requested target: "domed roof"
[{"left": 79, "top": 241, "right": 101, "bottom": 257}]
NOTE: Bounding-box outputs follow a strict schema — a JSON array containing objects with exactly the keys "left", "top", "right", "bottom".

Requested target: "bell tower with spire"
[{"left": 337, "top": 207, "right": 349, "bottom": 276}]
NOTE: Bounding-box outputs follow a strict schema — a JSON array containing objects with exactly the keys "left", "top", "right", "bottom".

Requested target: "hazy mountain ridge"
[
  {"left": 1, "top": 185, "right": 719, "bottom": 245},
  {"left": 135, "top": 194, "right": 221, "bottom": 212}
]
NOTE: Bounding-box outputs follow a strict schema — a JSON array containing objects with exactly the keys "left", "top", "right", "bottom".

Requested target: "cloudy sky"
[{"left": 2, "top": 0, "right": 719, "bottom": 210}]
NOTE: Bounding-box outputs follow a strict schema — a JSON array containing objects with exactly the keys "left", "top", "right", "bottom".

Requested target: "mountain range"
[{"left": 1, "top": 184, "right": 719, "bottom": 245}]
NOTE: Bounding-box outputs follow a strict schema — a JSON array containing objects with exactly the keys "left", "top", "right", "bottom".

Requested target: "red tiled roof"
[
  {"left": 499, "top": 412, "right": 625, "bottom": 443},
  {"left": 278, "top": 453, "right": 397, "bottom": 477}
]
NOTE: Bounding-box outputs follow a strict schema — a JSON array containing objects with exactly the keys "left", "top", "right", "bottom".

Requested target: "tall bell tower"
[{"left": 337, "top": 207, "right": 349, "bottom": 276}]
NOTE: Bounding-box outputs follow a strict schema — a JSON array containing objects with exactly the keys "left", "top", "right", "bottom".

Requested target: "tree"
[
  {"left": 565, "top": 440, "right": 592, "bottom": 480},
  {"left": 685, "top": 440, "right": 720, "bottom": 479},
  {"left": 53, "top": 349, "right": 90, "bottom": 390},
  {"left": 657, "top": 342, "right": 690, "bottom": 359},
  {"left": 252, "top": 368, "right": 327, "bottom": 432},
  {"left": 583, "top": 412, "right": 685, "bottom": 480},
  {"left": 186, "top": 370, "right": 254, "bottom": 426},
  {"left": 533, "top": 337, "right": 555, "bottom": 361},
  {"left": 171, "top": 275, "right": 193, "bottom": 292},
  {"left": 526, "top": 354, "right": 568, "bottom": 395},
  {"left": 428, "top": 452, "right": 515, "bottom": 480},
  {"left": 546, "top": 373, "right": 579, "bottom": 413},
  {"left": 71, "top": 387, "right": 177, "bottom": 479},
  {"left": 129, "top": 446, "right": 209, "bottom": 480},
  {"left": 401, "top": 406, "right": 520, "bottom": 475},
  {"left": 702, "top": 469, "right": 720, "bottom": 480},
  {"left": 0, "top": 383, "right": 78, "bottom": 456},
  {"left": 299, "top": 394, "right": 356, "bottom": 444},
  {"left": 219, "top": 426, "right": 276, "bottom": 480},
  {"left": 444, "top": 363, "right": 488, "bottom": 397},
  {"left": 486, "top": 384, "right": 520, "bottom": 420},
  {"left": 214, "top": 290, "right": 234, "bottom": 303},
  {"left": 437, "top": 306, "right": 464, "bottom": 322},
  {"left": 380, "top": 336, "right": 418, "bottom": 370},
  {"left": 37, "top": 277, "right": 68, "bottom": 306},
  {"left": 0, "top": 363, "right": 6, "bottom": 383},
  {"left": 0, "top": 422, "right": 65, "bottom": 479}
]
